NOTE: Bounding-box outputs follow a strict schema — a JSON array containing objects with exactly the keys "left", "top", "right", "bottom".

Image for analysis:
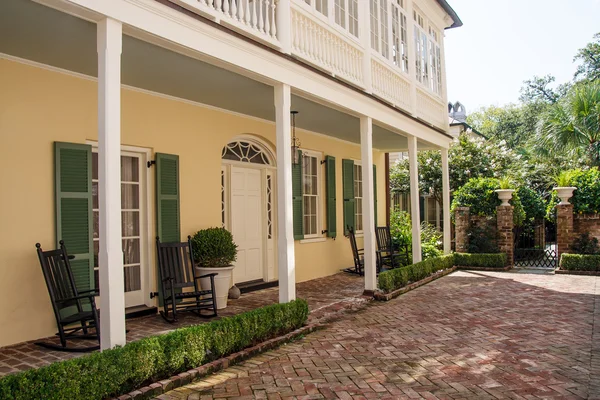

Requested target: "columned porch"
[{"left": 0, "top": 0, "right": 452, "bottom": 350}]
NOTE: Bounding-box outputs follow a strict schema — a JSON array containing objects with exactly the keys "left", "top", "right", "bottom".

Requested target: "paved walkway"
[{"left": 159, "top": 271, "right": 600, "bottom": 400}]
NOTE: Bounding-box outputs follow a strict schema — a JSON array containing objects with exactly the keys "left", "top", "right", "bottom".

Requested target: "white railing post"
[
  {"left": 441, "top": 147, "right": 451, "bottom": 254},
  {"left": 407, "top": 135, "right": 422, "bottom": 263},
  {"left": 359, "top": 0, "right": 372, "bottom": 92},
  {"left": 274, "top": 83, "right": 296, "bottom": 302},
  {"left": 97, "top": 17, "right": 126, "bottom": 350},
  {"left": 276, "top": 0, "right": 291, "bottom": 53},
  {"left": 360, "top": 116, "right": 377, "bottom": 293}
]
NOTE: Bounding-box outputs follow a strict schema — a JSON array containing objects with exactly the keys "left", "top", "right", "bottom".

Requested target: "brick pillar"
[
  {"left": 455, "top": 207, "right": 470, "bottom": 253},
  {"left": 497, "top": 206, "right": 514, "bottom": 267},
  {"left": 557, "top": 204, "right": 574, "bottom": 261}
]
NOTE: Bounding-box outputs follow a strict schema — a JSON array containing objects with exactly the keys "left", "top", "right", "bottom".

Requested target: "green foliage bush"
[
  {"left": 191, "top": 227, "right": 238, "bottom": 267},
  {"left": 516, "top": 187, "right": 546, "bottom": 222},
  {"left": 378, "top": 255, "right": 454, "bottom": 293},
  {"left": 570, "top": 168, "right": 600, "bottom": 214},
  {"left": 467, "top": 220, "right": 500, "bottom": 254},
  {"left": 389, "top": 208, "right": 442, "bottom": 262},
  {"left": 571, "top": 232, "right": 600, "bottom": 255},
  {"left": 560, "top": 254, "right": 600, "bottom": 271},
  {"left": 0, "top": 300, "right": 308, "bottom": 400},
  {"left": 454, "top": 253, "right": 507, "bottom": 268},
  {"left": 451, "top": 177, "right": 526, "bottom": 226}
]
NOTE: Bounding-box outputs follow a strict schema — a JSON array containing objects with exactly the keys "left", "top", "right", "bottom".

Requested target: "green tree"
[
  {"left": 536, "top": 82, "right": 600, "bottom": 167},
  {"left": 574, "top": 32, "right": 600, "bottom": 82}
]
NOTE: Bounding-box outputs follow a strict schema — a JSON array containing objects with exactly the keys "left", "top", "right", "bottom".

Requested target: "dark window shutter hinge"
[{"left": 147, "top": 160, "right": 156, "bottom": 168}]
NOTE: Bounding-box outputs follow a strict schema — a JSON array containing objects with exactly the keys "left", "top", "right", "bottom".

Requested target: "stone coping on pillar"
[
  {"left": 574, "top": 213, "right": 600, "bottom": 220},
  {"left": 373, "top": 266, "right": 457, "bottom": 302}
]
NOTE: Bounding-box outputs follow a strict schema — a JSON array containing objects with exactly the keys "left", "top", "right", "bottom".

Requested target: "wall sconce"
[{"left": 291, "top": 110, "right": 301, "bottom": 165}]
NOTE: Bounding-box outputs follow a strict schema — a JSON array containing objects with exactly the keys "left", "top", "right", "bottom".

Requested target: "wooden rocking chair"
[
  {"left": 156, "top": 236, "right": 218, "bottom": 323},
  {"left": 375, "top": 226, "right": 409, "bottom": 270},
  {"left": 35, "top": 241, "right": 100, "bottom": 352}
]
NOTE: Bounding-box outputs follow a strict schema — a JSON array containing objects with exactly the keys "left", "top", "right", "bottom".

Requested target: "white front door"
[{"left": 230, "top": 166, "right": 264, "bottom": 283}]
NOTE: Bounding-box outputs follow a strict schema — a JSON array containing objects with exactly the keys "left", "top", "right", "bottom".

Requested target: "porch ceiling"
[{"left": 0, "top": 0, "right": 433, "bottom": 152}]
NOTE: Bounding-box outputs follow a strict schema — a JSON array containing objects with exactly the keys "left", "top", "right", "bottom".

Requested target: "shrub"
[
  {"left": 454, "top": 253, "right": 507, "bottom": 268},
  {"left": 571, "top": 232, "right": 600, "bottom": 255},
  {"left": 191, "top": 227, "right": 238, "bottom": 267},
  {"left": 389, "top": 208, "right": 412, "bottom": 248},
  {"left": 378, "top": 254, "right": 454, "bottom": 293},
  {"left": 570, "top": 168, "right": 600, "bottom": 214},
  {"left": 451, "top": 177, "right": 526, "bottom": 226},
  {"left": 516, "top": 187, "right": 546, "bottom": 223},
  {"left": 0, "top": 300, "right": 308, "bottom": 400},
  {"left": 389, "top": 208, "right": 442, "bottom": 262},
  {"left": 560, "top": 253, "right": 600, "bottom": 271},
  {"left": 467, "top": 220, "right": 499, "bottom": 254}
]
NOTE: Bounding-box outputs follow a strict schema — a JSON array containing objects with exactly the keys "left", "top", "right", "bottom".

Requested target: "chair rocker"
[
  {"left": 156, "top": 236, "right": 218, "bottom": 323},
  {"left": 344, "top": 225, "right": 381, "bottom": 275},
  {"left": 375, "top": 226, "right": 409, "bottom": 270},
  {"left": 35, "top": 241, "right": 100, "bottom": 352}
]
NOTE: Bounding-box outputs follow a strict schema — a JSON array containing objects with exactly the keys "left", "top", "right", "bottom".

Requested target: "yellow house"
[{"left": 0, "top": 0, "right": 461, "bottom": 348}]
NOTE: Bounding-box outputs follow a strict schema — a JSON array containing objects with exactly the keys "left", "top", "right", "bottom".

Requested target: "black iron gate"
[{"left": 513, "top": 220, "right": 557, "bottom": 269}]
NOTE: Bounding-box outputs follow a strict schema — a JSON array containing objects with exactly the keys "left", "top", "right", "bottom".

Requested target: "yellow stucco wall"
[{"left": 0, "top": 58, "right": 385, "bottom": 347}]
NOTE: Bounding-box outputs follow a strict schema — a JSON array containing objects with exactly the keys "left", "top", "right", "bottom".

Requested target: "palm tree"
[{"left": 536, "top": 82, "right": 600, "bottom": 167}]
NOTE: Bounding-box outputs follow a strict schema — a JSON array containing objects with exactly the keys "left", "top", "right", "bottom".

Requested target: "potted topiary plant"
[
  {"left": 495, "top": 177, "right": 515, "bottom": 206},
  {"left": 191, "top": 227, "right": 238, "bottom": 309},
  {"left": 553, "top": 170, "right": 577, "bottom": 205}
]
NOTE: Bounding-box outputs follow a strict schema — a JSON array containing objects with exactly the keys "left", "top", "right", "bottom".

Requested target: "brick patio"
[
  {"left": 0, "top": 273, "right": 365, "bottom": 377},
  {"left": 159, "top": 271, "right": 600, "bottom": 400}
]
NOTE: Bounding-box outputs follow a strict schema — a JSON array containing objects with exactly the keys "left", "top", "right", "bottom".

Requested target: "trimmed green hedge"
[
  {"left": 454, "top": 253, "right": 507, "bottom": 269},
  {"left": 0, "top": 300, "right": 309, "bottom": 400},
  {"left": 378, "top": 254, "right": 455, "bottom": 293},
  {"left": 560, "top": 254, "right": 600, "bottom": 271}
]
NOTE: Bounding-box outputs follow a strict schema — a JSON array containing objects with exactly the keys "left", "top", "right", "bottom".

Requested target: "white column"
[
  {"left": 360, "top": 117, "right": 377, "bottom": 292},
  {"left": 439, "top": 35, "right": 450, "bottom": 130},
  {"left": 359, "top": 0, "right": 372, "bottom": 92},
  {"left": 441, "top": 148, "right": 451, "bottom": 254},
  {"left": 274, "top": 83, "right": 296, "bottom": 302},
  {"left": 276, "top": 0, "right": 291, "bottom": 54},
  {"left": 407, "top": 135, "right": 422, "bottom": 263},
  {"left": 97, "top": 18, "right": 125, "bottom": 350}
]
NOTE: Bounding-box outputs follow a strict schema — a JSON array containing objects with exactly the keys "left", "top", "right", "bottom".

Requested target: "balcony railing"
[{"left": 174, "top": 0, "right": 448, "bottom": 130}]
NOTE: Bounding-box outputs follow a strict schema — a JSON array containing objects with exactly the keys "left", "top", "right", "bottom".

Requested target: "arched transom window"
[{"left": 222, "top": 140, "right": 273, "bottom": 165}]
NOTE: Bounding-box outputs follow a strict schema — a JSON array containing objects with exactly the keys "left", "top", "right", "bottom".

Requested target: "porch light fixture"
[{"left": 291, "top": 110, "right": 301, "bottom": 165}]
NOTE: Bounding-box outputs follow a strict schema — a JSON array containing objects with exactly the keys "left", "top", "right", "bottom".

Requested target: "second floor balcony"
[{"left": 171, "top": 0, "right": 461, "bottom": 130}]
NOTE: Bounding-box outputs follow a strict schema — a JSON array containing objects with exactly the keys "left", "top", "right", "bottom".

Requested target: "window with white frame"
[
  {"left": 391, "top": 0, "right": 408, "bottom": 72},
  {"left": 304, "top": 0, "right": 328, "bottom": 16},
  {"left": 334, "top": 0, "right": 359, "bottom": 37},
  {"left": 414, "top": 9, "right": 428, "bottom": 86},
  {"left": 429, "top": 26, "right": 442, "bottom": 95},
  {"left": 353, "top": 162, "right": 363, "bottom": 232},
  {"left": 302, "top": 152, "right": 321, "bottom": 237},
  {"left": 370, "top": 0, "right": 389, "bottom": 59}
]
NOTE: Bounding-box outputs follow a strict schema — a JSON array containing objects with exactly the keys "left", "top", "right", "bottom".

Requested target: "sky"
[{"left": 444, "top": 0, "right": 600, "bottom": 112}]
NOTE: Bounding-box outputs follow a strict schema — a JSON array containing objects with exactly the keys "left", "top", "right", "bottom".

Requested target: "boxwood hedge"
[
  {"left": 560, "top": 253, "right": 600, "bottom": 271},
  {"left": 0, "top": 299, "right": 308, "bottom": 400},
  {"left": 378, "top": 254, "right": 455, "bottom": 293},
  {"left": 454, "top": 253, "right": 507, "bottom": 269}
]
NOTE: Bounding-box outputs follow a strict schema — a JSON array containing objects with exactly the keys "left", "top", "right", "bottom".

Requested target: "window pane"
[
  {"left": 124, "top": 265, "right": 141, "bottom": 292},
  {"left": 121, "top": 183, "right": 140, "bottom": 209},
  {"left": 122, "top": 238, "right": 140, "bottom": 265},
  {"left": 92, "top": 152, "right": 98, "bottom": 180},
  {"left": 93, "top": 211, "right": 99, "bottom": 239},
  {"left": 121, "top": 156, "right": 139, "bottom": 182},
  {"left": 93, "top": 240, "right": 99, "bottom": 269},
  {"left": 122, "top": 211, "right": 140, "bottom": 237},
  {"left": 92, "top": 182, "right": 99, "bottom": 209}
]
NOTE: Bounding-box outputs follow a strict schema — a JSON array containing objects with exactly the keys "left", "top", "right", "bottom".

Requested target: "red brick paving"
[
  {"left": 0, "top": 273, "right": 365, "bottom": 377},
  {"left": 158, "top": 271, "right": 600, "bottom": 400}
]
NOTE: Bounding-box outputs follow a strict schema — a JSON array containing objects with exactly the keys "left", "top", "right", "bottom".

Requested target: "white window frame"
[
  {"left": 370, "top": 0, "right": 390, "bottom": 59},
  {"left": 391, "top": 0, "right": 409, "bottom": 73},
  {"left": 353, "top": 160, "right": 363, "bottom": 234},
  {"left": 301, "top": 150, "right": 323, "bottom": 239},
  {"left": 428, "top": 24, "right": 442, "bottom": 95}
]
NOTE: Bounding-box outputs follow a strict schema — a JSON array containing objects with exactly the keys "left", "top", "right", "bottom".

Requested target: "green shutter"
[
  {"left": 342, "top": 159, "right": 355, "bottom": 235},
  {"left": 292, "top": 151, "right": 304, "bottom": 240},
  {"left": 156, "top": 153, "right": 180, "bottom": 242},
  {"left": 325, "top": 156, "right": 336, "bottom": 238},
  {"left": 55, "top": 142, "right": 94, "bottom": 294},
  {"left": 373, "top": 164, "right": 377, "bottom": 227}
]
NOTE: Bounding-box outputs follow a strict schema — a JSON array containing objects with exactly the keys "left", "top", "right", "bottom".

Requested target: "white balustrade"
[
  {"left": 371, "top": 57, "right": 412, "bottom": 113},
  {"left": 290, "top": 3, "right": 364, "bottom": 87},
  {"left": 416, "top": 88, "right": 447, "bottom": 129}
]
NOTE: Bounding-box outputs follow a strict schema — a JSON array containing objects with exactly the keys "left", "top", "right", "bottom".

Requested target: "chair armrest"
[
  {"left": 78, "top": 289, "right": 98, "bottom": 295},
  {"left": 195, "top": 273, "right": 218, "bottom": 279},
  {"left": 56, "top": 293, "right": 97, "bottom": 303},
  {"left": 162, "top": 276, "right": 174, "bottom": 283}
]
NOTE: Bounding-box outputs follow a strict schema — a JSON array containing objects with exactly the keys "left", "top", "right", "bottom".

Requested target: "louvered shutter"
[
  {"left": 325, "top": 156, "right": 336, "bottom": 238},
  {"left": 156, "top": 153, "right": 180, "bottom": 305},
  {"left": 342, "top": 159, "right": 355, "bottom": 235},
  {"left": 54, "top": 142, "right": 94, "bottom": 294},
  {"left": 292, "top": 151, "right": 304, "bottom": 240},
  {"left": 373, "top": 165, "right": 378, "bottom": 226}
]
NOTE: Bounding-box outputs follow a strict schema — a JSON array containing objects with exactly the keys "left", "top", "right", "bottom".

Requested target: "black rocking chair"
[
  {"left": 375, "top": 226, "right": 409, "bottom": 270},
  {"left": 345, "top": 226, "right": 364, "bottom": 275},
  {"left": 156, "top": 236, "right": 218, "bottom": 323},
  {"left": 35, "top": 241, "right": 100, "bottom": 352}
]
